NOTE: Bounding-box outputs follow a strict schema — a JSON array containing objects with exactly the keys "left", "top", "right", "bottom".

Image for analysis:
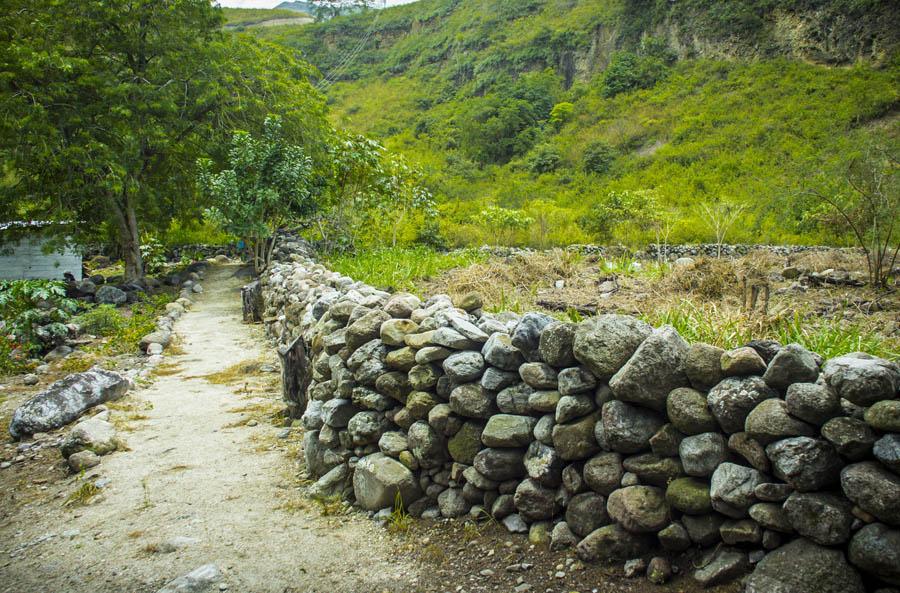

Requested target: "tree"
[
  {"left": 700, "top": 201, "right": 745, "bottom": 257},
  {"left": 579, "top": 189, "right": 659, "bottom": 244},
  {"left": 804, "top": 144, "right": 898, "bottom": 287},
  {"left": 475, "top": 206, "right": 534, "bottom": 247},
  {"left": 0, "top": 1, "right": 328, "bottom": 280},
  {"left": 309, "top": 0, "right": 373, "bottom": 21},
  {"left": 366, "top": 156, "right": 437, "bottom": 247},
  {"left": 198, "top": 117, "right": 314, "bottom": 274}
]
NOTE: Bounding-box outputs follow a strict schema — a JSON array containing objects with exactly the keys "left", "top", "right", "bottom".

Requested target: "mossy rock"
[{"left": 666, "top": 477, "right": 712, "bottom": 515}]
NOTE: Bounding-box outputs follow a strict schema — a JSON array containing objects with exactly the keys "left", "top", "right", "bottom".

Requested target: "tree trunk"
[{"left": 113, "top": 193, "right": 144, "bottom": 281}]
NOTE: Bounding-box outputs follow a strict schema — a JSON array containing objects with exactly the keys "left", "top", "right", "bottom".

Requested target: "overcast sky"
[{"left": 218, "top": 0, "right": 419, "bottom": 7}]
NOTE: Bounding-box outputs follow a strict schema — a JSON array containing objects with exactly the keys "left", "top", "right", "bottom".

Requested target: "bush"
[
  {"left": 73, "top": 305, "right": 126, "bottom": 337},
  {"left": 600, "top": 47, "right": 671, "bottom": 98},
  {"left": 549, "top": 102, "right": 574, "bottom": 128},
  {"left": 527, "top": 144, "right": 562, "bottom": 173},
  {"left": 583, "top": 141, "right": 617, "bottom": 174},
  {"left": 0, "top": 280, "right": 77, "bottom": 357}
]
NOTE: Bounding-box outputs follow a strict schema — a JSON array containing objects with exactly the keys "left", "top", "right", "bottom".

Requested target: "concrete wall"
[{"left": 0, "top": 236, "right": 82, "bottom": 281}]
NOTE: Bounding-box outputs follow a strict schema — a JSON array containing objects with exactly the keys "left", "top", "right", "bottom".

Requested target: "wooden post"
[
  {"left": 241, "top": 280, "right": 262, "bottom": 323},
  {"left": 278, "top": 335, "right": 310, "bottom": 418}
]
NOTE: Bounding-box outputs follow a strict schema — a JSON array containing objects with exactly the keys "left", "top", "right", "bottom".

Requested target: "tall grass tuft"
[{"left": 325, "top": 247, "right": 486, "bottom": 292}]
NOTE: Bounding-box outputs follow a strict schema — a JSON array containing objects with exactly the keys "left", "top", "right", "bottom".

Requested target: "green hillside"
[{"left": 251, "top": 0, "right": 900, "bottom": 248}]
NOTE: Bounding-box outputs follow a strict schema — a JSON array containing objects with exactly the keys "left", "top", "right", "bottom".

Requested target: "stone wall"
[{"left": 258, "top": 237, "right": 900, "bottom": 591}]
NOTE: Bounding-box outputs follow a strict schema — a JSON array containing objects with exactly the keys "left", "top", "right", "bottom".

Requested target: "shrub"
[
  {"left": 582, "top": 141, "right": 617, "bottom": 174},
  {"left": 73, "top": 305, "right": 126, "bottom": 337},
  {"left": 549, "top": 102, "right": 574, "bottom": 128},
  {"left": 527, "top": 144, "right": 562, "bottom": 174},
  {"left": 0, "top": 280, "right": 77, "bottom": 356}
]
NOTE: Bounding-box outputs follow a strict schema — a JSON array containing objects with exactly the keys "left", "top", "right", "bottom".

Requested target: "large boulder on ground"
[
  {"left": 576, "top": 523, "right": 654, "bottom": 562},
  {"left": 95, "top": 285, "right": 127, "bottom": 305},
  {"left": 353, "top": 453, "right": 422, "bottom": 511},
  {"left": 9, "top": 370, "right": 129, "bottom": 438},
  {"left": 573, "top": 315, "right": 652, "bottom": 379},
  {"left": 822, "top": 352, "right": 900, "bottom": 406},
  {"left": 60, "top": 414, "right": 119, "bottom": 458},
  {"left": 514, "top": 478, "right": 560, "bottom": 521},
  {"left": 744, "top": 537, "right": 864, "bottom": 593}
]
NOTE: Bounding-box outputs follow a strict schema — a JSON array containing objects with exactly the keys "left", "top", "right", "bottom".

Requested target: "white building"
[{"left": 0, "top": 221, "right": 82, "bottom": 281}]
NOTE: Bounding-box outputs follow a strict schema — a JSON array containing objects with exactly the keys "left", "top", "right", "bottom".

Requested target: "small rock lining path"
[{"left": 0, "top": 264, "right": 420, "bottom": 593}]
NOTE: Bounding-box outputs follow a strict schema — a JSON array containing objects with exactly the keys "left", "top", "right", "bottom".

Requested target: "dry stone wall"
[{"left": 259, "top": 238, "right": 900, "bottom": 591}]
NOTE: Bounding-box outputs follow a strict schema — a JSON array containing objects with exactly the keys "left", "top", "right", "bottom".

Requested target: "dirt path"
[{"left": 0, "top": 265, "right": 420, "bottom": 593}]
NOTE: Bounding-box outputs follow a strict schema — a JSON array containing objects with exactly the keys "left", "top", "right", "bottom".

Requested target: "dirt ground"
[{"left": 0, "top": 265, "right": 419, "bottom": 593}]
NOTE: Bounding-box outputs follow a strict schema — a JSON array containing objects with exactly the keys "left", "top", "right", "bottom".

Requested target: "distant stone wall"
[
  {"left": 471, "top": 242, "right": 858, "bottom": 261},
  {"left": 258, "top": 237, "right": 900, "bottom": 591}
]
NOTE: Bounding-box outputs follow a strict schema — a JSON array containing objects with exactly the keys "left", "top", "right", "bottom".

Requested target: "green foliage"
[
  {"left": 199, "top": 116, "right": 315, "bottom": 272},
  {"left": 326, "top": 247, "right": 486, "bottom": 291},
  {"left": 140, "top": 236, "right": 167, "bottom": 276},
  {"left": 549, "top": 102, "right": 575, "bottom": 128},
  {"left": 0, "top": 280, "right": 77, "bottom": 357},
  {"left": 73, "top": 305, "right": 125, "bottom": 337},
  {"left": 578, "top": 189, "right": 660, "bottom": 243},
  {"left": 88, "top": 294, "right": 176, "bottom": 356},
  {"left": 1, "top": 0, "right": 329, "bottom": 279},
  {"left": 600, "top": 39, "right": 673, "bottom": 98},
  {"left": 475, "top": 206, "right": 535, "bottom": 246},
  {"left": 526, "top": 145, "right": 562, "bottom": 174},
  {"left": 221, "top": 7, "right": 309, "bottom": 27},
  {"left": 582, "top": 141, "right": 617, "bottom": 175}
]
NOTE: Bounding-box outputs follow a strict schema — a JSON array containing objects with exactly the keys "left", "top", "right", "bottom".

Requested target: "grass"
[
  {"left": 386, "top": 490, "right": 413, "bottom": 534},
  {"left": 220, "top": 7, "right": 310, "bottom": 28},
  {"left": 325, "top": 246, "right": 487, "bottom": 293},
  {"left": 64, "top": 480, "right": 101, "bottom": 507},
  {"left": 72, "top": 293, "right": 177, "bottom": 357},
  {"left": 200, "top": 359, "right": 266, "bottom": 385}
]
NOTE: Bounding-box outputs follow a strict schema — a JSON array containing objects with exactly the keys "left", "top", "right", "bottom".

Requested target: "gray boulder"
[
  {"left": 767, "top": 437, "right": 842, "bottom": 492},
  {"left": 95, "top": 285, "right": 127, "bottom": 305},
  {"left": 345, "top": 309, "right": 390, "bottom": 351},
  {"left": 523, "top": 440, "right": 563, "bottom": 486},
  {"left": 557, "top": 366, "right": 597, "bottom": 395},
  {"left": 538, "top": 322, "right": 577, "bottom": 367},
  {"left": 513, "top": 478, "right": 560, "bottom": 521},
  {"left": 684, "top": 342, "right": 725, "bottom": 391},
  {"left": 707, "top": 375, "right": 776, "bottom": 433},
  {"left": 556, "top": 394, "right": 594, "bottom": 423},
  {"left": 474, "top": 447, "right": 525, "bottom": 481},
  {"left": 495, "top": 383, "right": 532, "bottom": 414},
  {"left": 873, "top": 434, "right": 900, "bottom": 474},
  {"left": 601, "top": 400, "right": 664, "bottom": 454},
  {"left": 744, "top": 398, "right": 814, "bottom": 444},
  {"left": 573, "top": 315, "right": 652, "bottom": 379},
  {"left": 481, "top": 333, "right": 525, "bottom": 371},
  {"left": 9, "top": 369, "right": 129, "bottom": 438},
  {"left": 709, "top": 462, "right": 763, "bottom": 518},
  {"left": 608, "top": 326, "right": 689, "bottom": 411},
  {"left": 763, "top": 343, "right": 819, "bottom": 390},
  {"left": 785, "top": 382, "right": 840, "bottom": 425},
  {"left": 566, "top": 492, "right": 609, "bottom": 537},
  {"left": 449, "top": 383, "right": 496, "bottom": 419},
  {"left": 482, "top": 414, "right": 536, "bottom": 448},
  {"left": 347, "top": 411, "right": 388, "bottom": 446},
  {"left": 438, "top": 488, "right": 468, "bottom": 518},
  {"left": 848, "top": 523, "right": 900, "bottom": 586},
  {"left": 667, "top": 387, "right": 717, "bottom": 435},
  {"left": 607, "top": 485, "right": 669, "bottom": 533},
  {"left": 745, "top": 538, "right": 864, "bottom": 593},
  {"left": 407, "top": 421, "right": 446, "bottom": 469},
  {"left": 322, "top": 399, "right": 358, "bottom": 428},
  {"left": 693, "top": 548, "right": 749, "bottom": 587},
  {"left": 680, "top": 432, "right": 727, "bottom": 477},
  {"left": 60, "top": 415, "right": 119, "bottom": 458},
  {"left": 552, "top": 412, "right": 600, "bottom": 460},
  {"left": 584, "top": 452, "right": 624, "bottom": 495},
  {"left": 822, "top": 352, "right": 900, "bottom": 406},
  {"left": 783, "top": 491, "right": 853, "bottom": 545},
  {"left": 511, "top": 312, "right": 556, "bottom": 361},
  {"left": 865, "top": 399, "right": 900, "bottom": 432},
  {"left": 519, "top": 362, "right": 558, "bottom": 389},
  {"left": 442, "top": 351, "right": 485, "bottom": 383},
  {"left": 821, "top": 416, "right": 877, "bottom": 460},
  {"left": 480, "top": 367, "right": 519, "bottom": 391},
  {"left": 720, "top": 346, "right": 767, "bottom": 376},
  {"left": 353, "top": 453, "right": 422, "bottom": 511},
  {"left": 841, "top": 461, "right": 900, "bottom": 526}
]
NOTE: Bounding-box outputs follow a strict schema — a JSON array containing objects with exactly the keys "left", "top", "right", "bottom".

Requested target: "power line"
[{"left": 315, "top": 0, "right": 386, "bottom": 92}]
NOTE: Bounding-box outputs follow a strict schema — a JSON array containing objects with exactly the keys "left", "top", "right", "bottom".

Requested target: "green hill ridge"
[{"left": 248, "top": 0, "right": 900, "bottom": 247}]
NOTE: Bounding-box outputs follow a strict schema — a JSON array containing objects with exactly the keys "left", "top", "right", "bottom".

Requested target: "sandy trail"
[{"left": 0, "top": 264, "right": 420, "bottom": 593}]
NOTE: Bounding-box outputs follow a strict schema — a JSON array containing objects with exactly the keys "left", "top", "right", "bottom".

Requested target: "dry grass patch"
[
  {"left": 199, "top": 359, "right": 266, "bottom": 385},
  {"left": 152, "top": 362, "right": 184, "bottom": 377},
  {"left": 64, "top": 481, "right": 101, "bottom": 507}
]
